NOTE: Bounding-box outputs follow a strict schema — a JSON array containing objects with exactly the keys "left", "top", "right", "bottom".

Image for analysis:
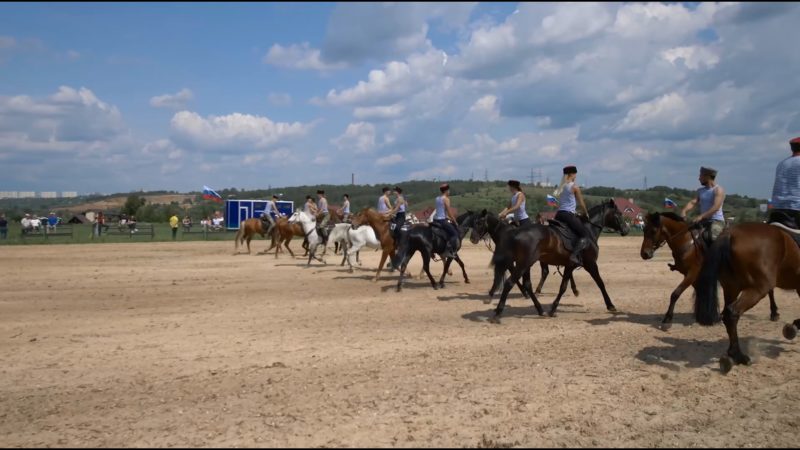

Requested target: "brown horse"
[
  {"left": 264, "top": 216, "right": 309, "bottom": 259},
  {"left": 350, "top": 207, "right": 396, "bottom": 282},
  {"left": 640, "top": 212, "right": 779, "bottom": 330},
  {"left": 693, "top": 223, "right": 800, "bottom": 373},
  {"left": 233, "top": 218, "right": 268, "bottom": 255}
]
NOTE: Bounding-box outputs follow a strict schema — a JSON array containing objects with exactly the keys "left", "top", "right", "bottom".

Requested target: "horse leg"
[
  {"left": 661, "top": 275, "right": 694, "bottom": 331},
  {"left": 246, "top": 235, "right": 252, "bottom": 254},
  {"left": 548, "top": 267, "right": 575, "bottom": 317},
  {"left": 535, "top": 263, "right": 549, "bottom": 294},
  {"left": 421, "top": 251, "right": 437, "bottom": 290},
  {"left": 438, "top": 257, "right": 454, "bottom": 289},
  {"left": 491, "top": 266, "right": 525, "bottom": 323},
  {"left": 722, "top": 287, "right": 768, "bottom": 370},
  {"left": 453, "top": 254, "right": 470, "bottom": 284},
  {"left": 583, "top": 261, "right": 617, "bottom": 312},
  {"left": 768, "top": 289, "right": 779, "bottom": 322},
  {"left": 374, "top": 251, "right": 389, "bottom": 282},
  {"left": 569, "top": 272, "right": 579, "bottom": 297},
  {"left": 522, "top": 269, "right": 544, "bottom": 316}
]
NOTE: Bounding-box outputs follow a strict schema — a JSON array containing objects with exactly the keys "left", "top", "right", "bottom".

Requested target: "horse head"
[
  {"left": 600, "top": 198, "right": 629, "bottom": 236},
  {"left": 470, "top": 210, "right": 491, "bottom": 244}
]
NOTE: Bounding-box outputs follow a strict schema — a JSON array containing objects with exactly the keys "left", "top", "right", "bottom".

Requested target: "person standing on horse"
[
  {"left": 388, "top": 186, "right": 407, "bottom": 241},
  {"left": 316, "top": 190, "right": 330, "bottom": 242},
  {"left": 342, "top": 194, "right": 351, "bottom": 222},
  {"left": 377, "top": 187, "right": 392, "bottom": 217},
  {"left": 499, "top": 179, "right": 530, "bottom": 226},
  {"left": 261, "top": 195, "right": 281, "bottom": 235},
  {"left": 554, "top": 165, "right": 591, "bottom": 265},
  {"left": 768, "top": 137, "right": 800, "bottom": 228},
  {"left": 433, "top": 183, "right": 459, "bottom": 259},
  {"left": 681, "top": 166, "right": 726, "bottom": 243}
]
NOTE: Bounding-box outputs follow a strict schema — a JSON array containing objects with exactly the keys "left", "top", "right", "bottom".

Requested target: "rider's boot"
[{"left": 569, "top": 237, "right": 590, "bottom": 266}]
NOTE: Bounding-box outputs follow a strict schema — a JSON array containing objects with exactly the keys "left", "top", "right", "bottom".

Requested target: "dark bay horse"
[
  {"left": 489, "top": 199, "right": 629, "bottom": 322},
  {"left": 390, "top": 211, "right": 475, "bottom": 292},
  {"left": 693, "top": 223, "right": 800, "bottom": 373},
  {"left": 640, "top": 212, "right": 779, "bottom": 330},
  {"left": 469, "top": 210, "right": 579, "bottom": 298}
]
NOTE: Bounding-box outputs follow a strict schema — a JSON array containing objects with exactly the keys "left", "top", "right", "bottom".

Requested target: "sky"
[{"left": 1, "top": 2, "right": 798, "bottom": 197}]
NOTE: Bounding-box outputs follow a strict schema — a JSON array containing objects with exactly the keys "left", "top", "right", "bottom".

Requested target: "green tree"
[{"left": 123, "top": 194, "right": 146, "bottom": 217}]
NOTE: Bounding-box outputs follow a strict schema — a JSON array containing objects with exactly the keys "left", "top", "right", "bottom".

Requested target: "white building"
[
  {"left": 0, "top": 191, "right": 18, "bottom": 199},
  {"left": 61, "top": 191, "right": 78, "bottom": 198},
  {"left": 40, "top": 191, "right": 57, "bottom": 199},
  {"left": 17, "top": 191, "right": 36, "bottom": 199}
]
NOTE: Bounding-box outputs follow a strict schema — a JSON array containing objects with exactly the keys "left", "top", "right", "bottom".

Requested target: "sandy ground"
[{"left": 1, "top": 237, "right": 799, "bottom": 448}]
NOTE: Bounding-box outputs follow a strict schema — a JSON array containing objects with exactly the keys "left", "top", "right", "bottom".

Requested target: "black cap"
[
  {"left": 439, "top": 183, "right": 450, "bottom": 193},
  {"left": 700, "top": 166, "right": 717, "bottom": 178},
  {"left": 316, "top": 189, "right": 325, "bottom": 195},
  {"left": 563, "top": 165, "right": 577, "bottom": 175},
  {"left": 791, "top": 137, "right": 800, "bottom": 152},
  {"left": 382, "top": 187, "right": 390, "bottom": 193},
  {"left": 507, "top": 179, "right": 521, "bottom": 189},
  {"left": 393, "top": 186, "right": 403, "bottom": 193}
]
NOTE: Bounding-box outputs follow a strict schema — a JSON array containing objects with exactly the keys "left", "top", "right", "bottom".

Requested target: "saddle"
[
  {"left": 546, "top": 218, "right": 597, "bottom": 253},
  {"left": 767, "top": 210, "right": 800, "bottom": 247}
]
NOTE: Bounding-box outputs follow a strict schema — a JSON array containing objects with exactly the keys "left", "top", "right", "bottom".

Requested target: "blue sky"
[{"left": 1, "top": 2, "right": 798, "bottom": 197}]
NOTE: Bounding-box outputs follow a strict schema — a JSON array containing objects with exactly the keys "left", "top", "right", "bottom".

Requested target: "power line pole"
[
  {"left": 484, "top": 168, "right": 488, "bottom": 182},
  {"left": 643, "top": 176, "right": 647, "bottom": 190}
]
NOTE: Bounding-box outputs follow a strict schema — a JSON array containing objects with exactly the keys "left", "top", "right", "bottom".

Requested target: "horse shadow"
[
  {"left": 635, "top": 335, "right": 791, "bottom": 372},
  {"left": 585, "top": 311, "right": 696, "bottom": 330},
  {"left": 332, "top": 274, "right": 377, "bottom": 282},
  {"left": 461, "top": 305, "right": 555, "bottom": 323}
]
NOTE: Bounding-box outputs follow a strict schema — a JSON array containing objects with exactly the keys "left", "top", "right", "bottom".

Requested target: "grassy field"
[{"left": 0, "top": 223, "right": 245, "bottom": 246}]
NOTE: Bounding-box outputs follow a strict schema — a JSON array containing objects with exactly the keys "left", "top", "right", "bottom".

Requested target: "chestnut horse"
[
  {"left": 233, "top": 218, "right": 269, "bottom": 255},
  {"left": 640, "top": 212, "right": 779, "bottom": 330},
  {"left": 349, "top": 207, "right": 397, "bottom": 282},
  {"left": 693, "top": 223, "right": 800, "bottom": 373},
  {"left": 264, "top": 216, "right": 309, "bottom": 259}
]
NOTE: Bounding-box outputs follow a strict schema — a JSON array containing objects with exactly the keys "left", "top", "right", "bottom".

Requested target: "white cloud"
[
  {"left": 267, "top": 92, "right": 292, "bottom": 106},
  {"left": 661, "top": 45, "right": 720, "bottom": 70},
  {"left": 409, "top": 165, "right": 457, "bottom": 180},
  {"left": 330, "top": 122, "right": 377, "bottom": 154},
  {"left": 149, "top": 88, "right": 194, "bottom": 110},
  {"left": 469, "top": 94, "right": 499, "bottom": 121},
  {"left": 375, "top": 153, "right": 405, "bottom": 166},
  {"left": 312, "top": 155, "right": 331, "bottom": 165},
  {"left": 263, "top": 43, "right": 346, "bottom": 71},
  {"left": 170, "top": 111, "right": 312, "bottom": 151},
  {"left": 353, "top": 103, "right": 405, "bottom": 120}
]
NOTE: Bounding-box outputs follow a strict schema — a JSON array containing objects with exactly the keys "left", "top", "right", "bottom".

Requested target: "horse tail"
[
  {"left": 693, "top": 234, "right": 731, "bottom": 325},
  {"left": 234, "top": 226, "right": 244, "bottom": 251}
]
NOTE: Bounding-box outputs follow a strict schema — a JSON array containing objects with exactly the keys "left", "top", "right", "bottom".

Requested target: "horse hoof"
[
  {"left": 574, "top": 290, "right": 580, "bottom": 297},
  {"left": 660, "top": 322, "right": 672, "bottom": 332},
  {"left": 438, "top": 283, "right": 445, "bottom": 289},
  {"left": 482, "top": 298, "right": 492, "bottom": 305},
  {"left": 783, "top": 323, "right": 798, "bottom": 340},
  {"left": 465, "top": 279, "right": 470, "bottom": 284},
  {"left": 488, "top": 316, "right": 501, "bottom": 325},
  {"left": 534, "top": 289, "right": 542, "bottom": 295},
  {"left": 770, "top": 313, "right": 780, "bottom": 322},
  {"left": 719, "top": 356, "right": 733, "bottom": 375},
  {"left": 548, "top": 310, "right": 557, "bottom": 318}
]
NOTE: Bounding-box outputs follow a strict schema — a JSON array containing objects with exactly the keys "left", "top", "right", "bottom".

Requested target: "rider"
[
  {"left": 499, "top": 179, "right": 530, "bottom": 226},
  {"left": 767, "top": 137, "right": 800, "bottom": 228},
  {"left": 304, "top": 195, "right": 317, "bottom": 216},
  {"left": 377, "top": 187, "right": 392, "bottom": 216},
  {"left": 681, "top": 166, "right": 726, "bottom": 243},
  {"left": 554, "top": 165, "right": 591, "bottom": 265},
  {"left": 342, "top": 194, "right": 351, "bottom": 222},
  {"left": 433, "top": 183, "right": 459, "bottom": 259},
  {"left": 388, "top": 186, "right": 407, "bottom": 241},
  {"left": 316, "top": 189, "right": 330, "bottom": 241},
  {"left": 261, "top": 194, "right": 281, "bottom": 235}
]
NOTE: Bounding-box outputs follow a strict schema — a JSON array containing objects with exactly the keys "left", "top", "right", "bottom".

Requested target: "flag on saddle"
[
  {"left": 546, "top": 194, "right": 559, "bottom": 207},
  {"left": 663, "top": 198, "right": 678, "bottom": 209}
]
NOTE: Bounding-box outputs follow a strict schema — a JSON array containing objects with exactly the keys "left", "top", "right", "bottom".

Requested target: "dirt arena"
[{"left": 1, "top": 237, "right": 798, "bottom": 447}]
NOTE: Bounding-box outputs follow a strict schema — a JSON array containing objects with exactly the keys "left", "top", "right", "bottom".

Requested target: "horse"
[
  {"left": 469, "top": 210, "right": 579, "bottom": 299},
  {"left": 640, "top": 212, "right": 779, "bottom": 331},
  {"left": 233, "top": 218, "right": 268, "bottom": 255},
  {"left": 390, "top": 211, "right": 476, "bottom": 292},
  {"left": 287, "top": 210, "right": 326, "bottom": 266},
  {"left": 349, "top": 208, "right": 398, "bottom": 282},
  {"left": 693, "top": 222, "right": 800, "bottom": 373},
  {"left": 264, "top": 216, "right": 309, "bottom": 259},
  {"left": 489, "top": 199, "right": 630, "bottom": 322}
]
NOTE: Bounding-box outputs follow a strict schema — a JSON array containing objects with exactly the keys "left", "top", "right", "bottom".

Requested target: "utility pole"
[
  {"left": 484, "top": 168, "right": 488, "bottom": 182},
  {"left": 643, "top": 176, "right": 647, "bottom": 190},
  {"left": 351, "top": 173, "right": 355, "bottom": 186},
  {"left": 529, "top": 168, "right": 534, "bottom": 185}
]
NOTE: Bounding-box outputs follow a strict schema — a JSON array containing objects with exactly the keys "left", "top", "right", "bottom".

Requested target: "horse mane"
[{"left": 659, "top": 212, "right": 684, "bottom": 222}]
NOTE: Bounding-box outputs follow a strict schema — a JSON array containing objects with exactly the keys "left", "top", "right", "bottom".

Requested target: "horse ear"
[{"left": 481, "top": 208, "right": 487, "bottom": 215}]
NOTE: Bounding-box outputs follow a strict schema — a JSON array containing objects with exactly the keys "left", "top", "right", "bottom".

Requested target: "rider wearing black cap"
[
  {"left": 432, "top": 183, "right": 459, "bottom": 259},
  {"left": 316, "top": 189, "right": 329, "bottom": 241},
  {"left": 554, "top": 165, "right": 591, "bottom": 265},
  {"left": 389, "top": 186, "right": 407, "bottom": 241},
  {"left": 499, "top": 179, "right": 530, "bottom": 226}
]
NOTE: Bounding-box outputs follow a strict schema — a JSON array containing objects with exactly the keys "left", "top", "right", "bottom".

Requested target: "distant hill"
[{"left": 0, "top": 181, "right": 770, "bottom": 223}]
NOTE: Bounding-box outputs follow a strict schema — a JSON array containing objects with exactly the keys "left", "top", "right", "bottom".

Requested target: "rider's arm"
[
  {"left": 697, "top": 187, "right": 726, "bottom": 221},
  {"left": 444, "top": 197, "right": 457, "bottom": 223},
  {"left": 681, "top": 196, "right": 698, "bottom": 219},
  {"left": 573, "top": 186, "right": 589, "bottom": 217}
]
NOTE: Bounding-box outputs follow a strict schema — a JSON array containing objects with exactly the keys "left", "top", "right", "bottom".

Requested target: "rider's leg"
[{"left": 556, "top": 210, "right": 590, "bottom": 266}]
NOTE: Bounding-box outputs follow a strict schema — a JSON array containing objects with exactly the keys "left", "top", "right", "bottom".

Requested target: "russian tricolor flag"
[
  {"left": 664, "top": 198, "right": 678, "bottom": 209},
  {"left": 546, "top": 194, "right": 559, "bottom": 207},
  {"left": 203, "top": 185, "right": 223, "bottom": 203}
]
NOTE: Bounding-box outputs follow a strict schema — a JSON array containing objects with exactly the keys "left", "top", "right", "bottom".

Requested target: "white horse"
[
  {"left": 343, "top": 223, "right": 383, "bottom": 273},
  {"left": 287, "top": 210, "right": 325, "bottom": 266}
]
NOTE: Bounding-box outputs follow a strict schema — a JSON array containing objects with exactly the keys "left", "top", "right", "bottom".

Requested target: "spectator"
[
  {"left": 182, "top": 215, "right": 192, "bottom": 232},
  {"left": 0, "top": 214, "right": 7, "bottom": 239},
  {"left": 128, "top": 215, "right": 138, "bottom": 233},
  {"left": 21, "top": 214, "right": 33, "bottom": 234},
  {"left": 96, "top": 211, "right": 106, "bottom": 236},
  {"left": 169, "top": 213, "right": 179, "bottom": 240},
  {"left": 47, "top": 212, "right": 58, "bottom": 233}
]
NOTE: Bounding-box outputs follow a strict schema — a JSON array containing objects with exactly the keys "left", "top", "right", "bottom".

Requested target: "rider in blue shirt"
[
  {"left": 768, "top": 137, "right": 800, "bottom": 227},
  {"left": 554, "top": 166, "right": 591, "bottom": 265},
  {"left": 433, "top": 183, "right": 459, "bottom": 259},
  {"left": 499, "top": 180, "right": 530, "bottom": 226}
]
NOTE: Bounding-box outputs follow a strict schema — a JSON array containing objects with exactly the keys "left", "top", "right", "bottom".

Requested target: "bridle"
[{"left": 649, "top": 218, "right": 702, "bottom": 257}]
